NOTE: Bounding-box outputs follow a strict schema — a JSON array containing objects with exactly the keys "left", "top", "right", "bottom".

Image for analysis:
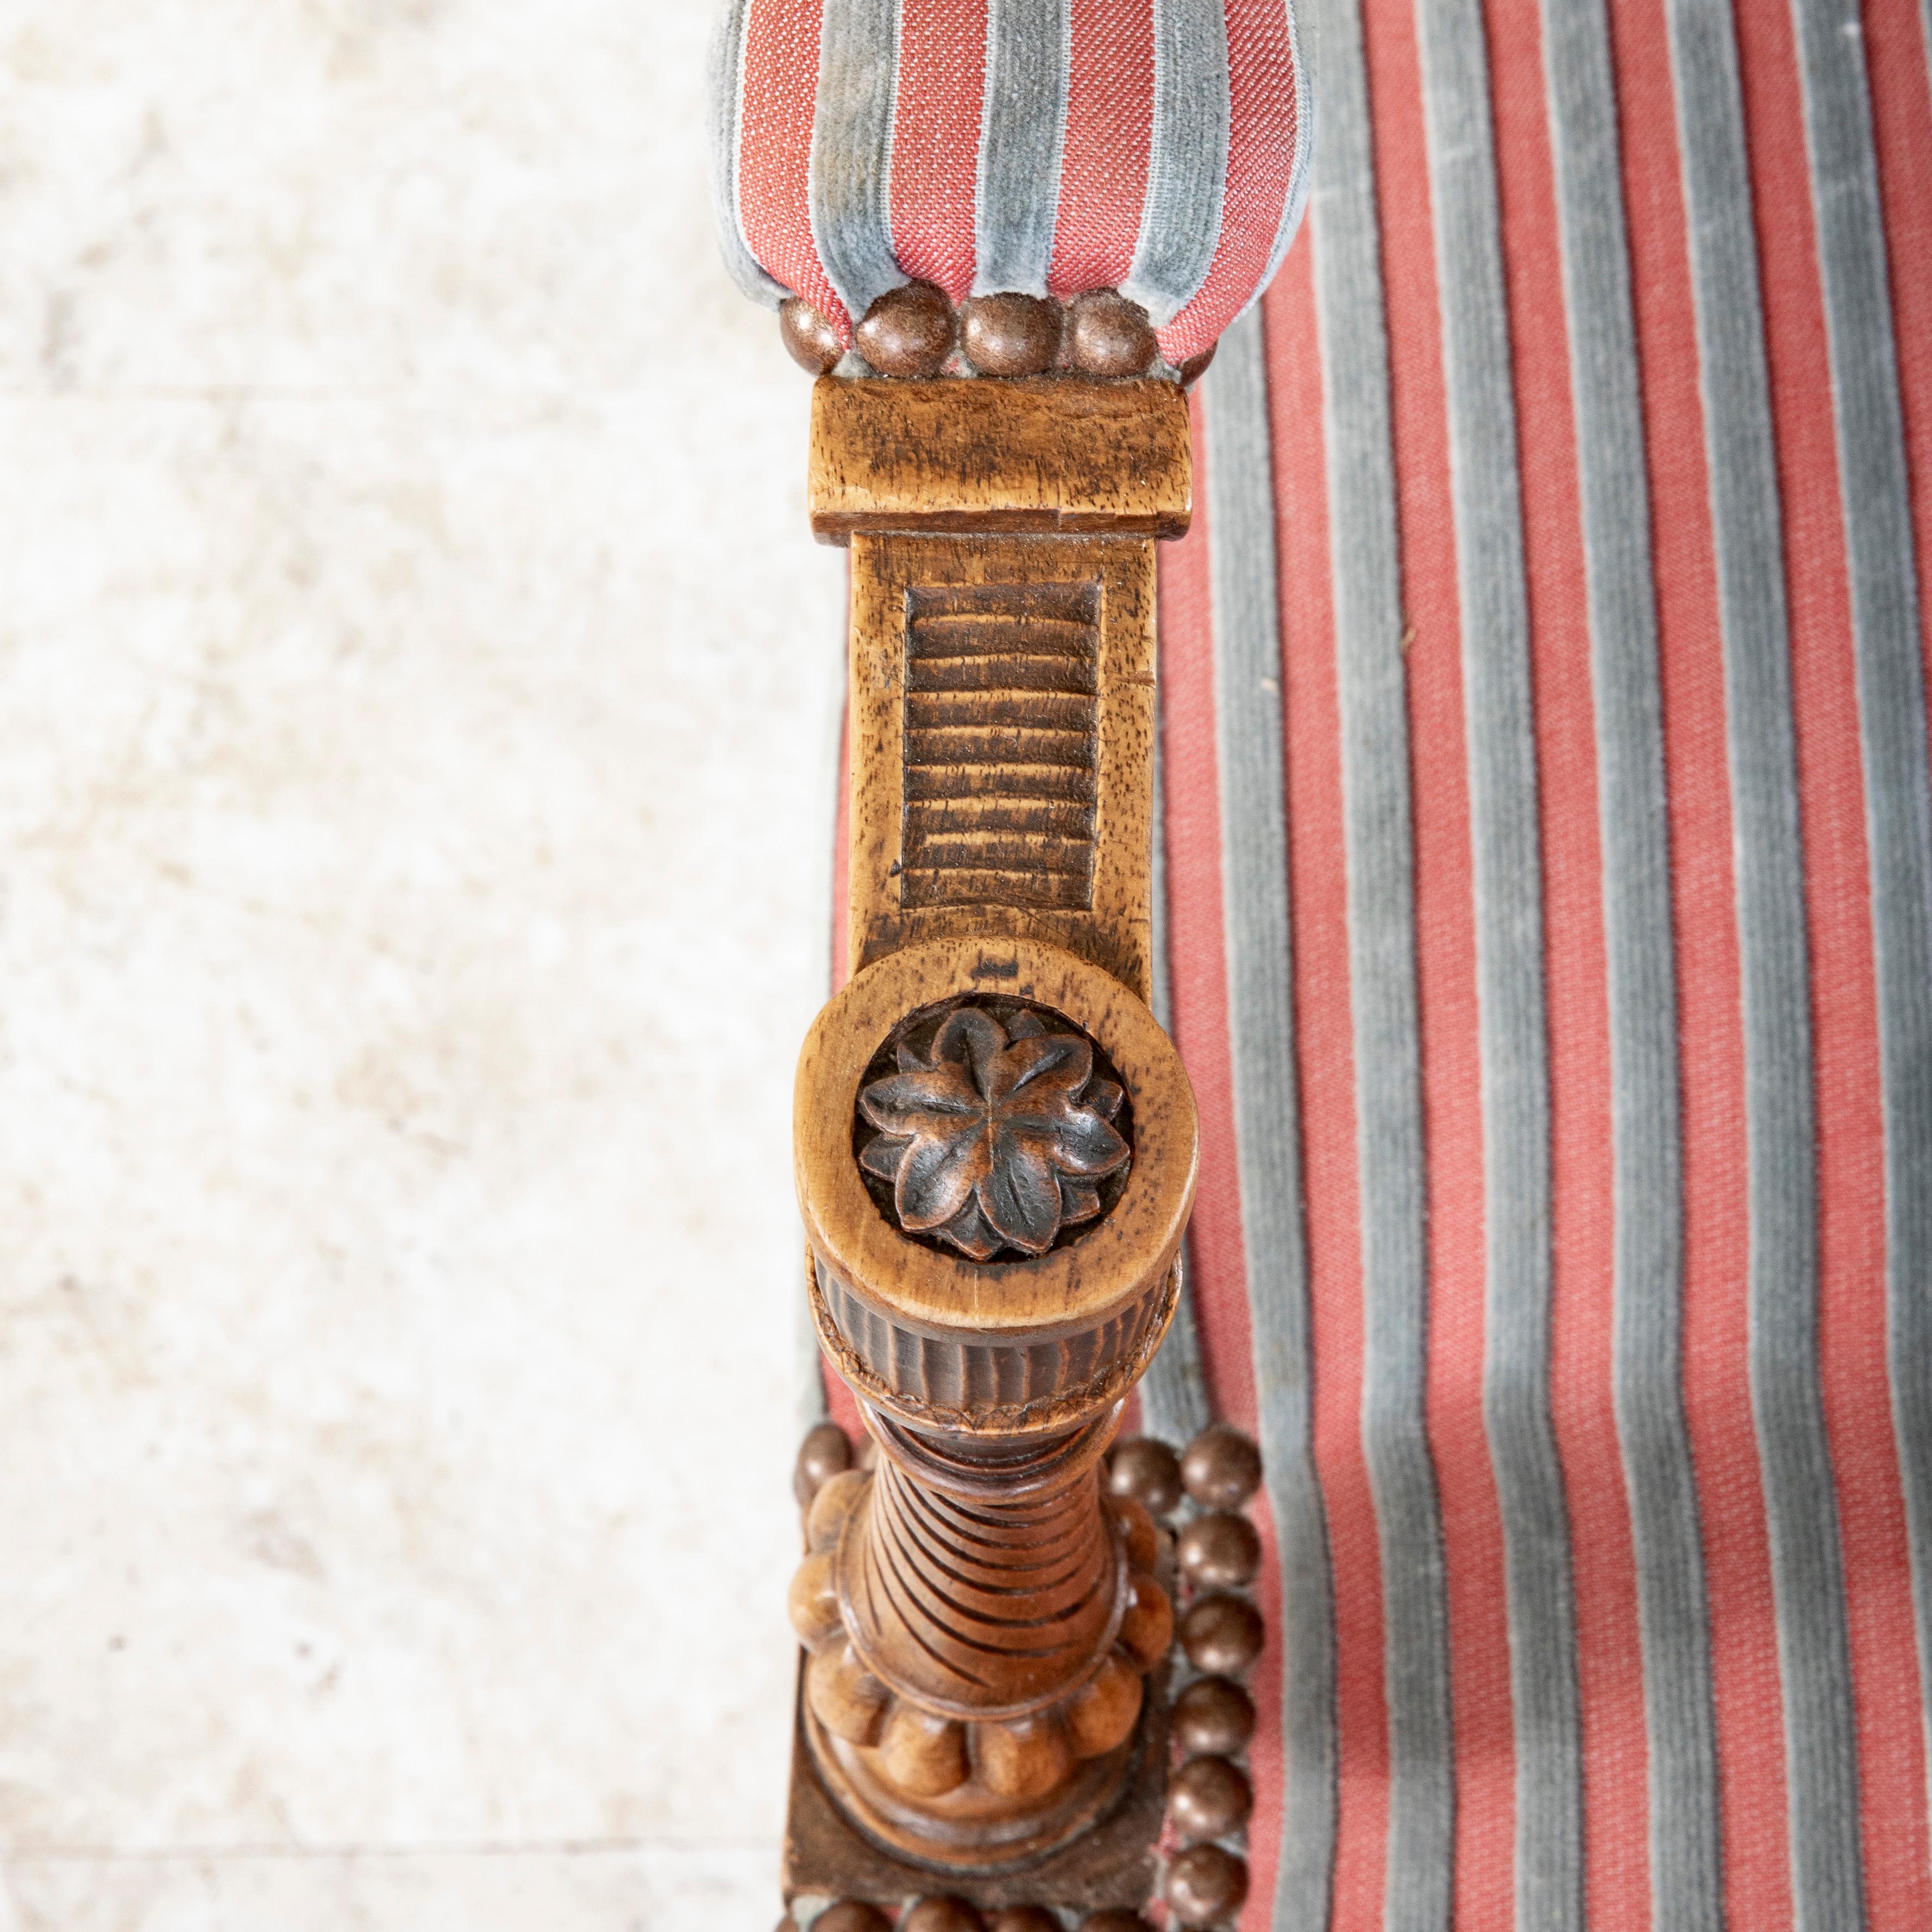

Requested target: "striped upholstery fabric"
[
  {"left": 802, "top": 0, "right": 1932, "bottom": 1924},
  {"left": 708, "top": 0, "right": 1313, "bottom": 366}
]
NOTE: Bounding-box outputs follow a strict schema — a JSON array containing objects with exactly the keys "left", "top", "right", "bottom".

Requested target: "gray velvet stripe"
[
  {"left": 1137, "top": 1244, "right": 1210, "bottom": 1445},
  {"left": 1416, "top": 0, "right": 1583, "bottom": 1924},
  {"left": 1664, "top": 1, "right": 1866, "bottom": 1924},
  {"left": 1202, "top": 311, "right": 1339, "bottom": 1932},
  {"left": 809, "top": 0, "right": 904, "bottom": 323},
  {"left": 974, "top": 0, "right": 1071, "bottom": 297},
  {"left": 1123, "top": 0, "right": 1232, "bottom": 327},
  {"left": 1538, "top": 0, "right": 1724, "bottom": 1924},
  {"left": 1301, "top": 0, "right": 1454, "bottom": 1924},
  {"left": 1140, "top": 706, "right": 1213, "bottom": 1448},
  {"left": 707, "top": 0, "right": 788, "bottom": 308},
  {"left": 1790, "top": 0, "right": 1932, "bottom": 1796}
]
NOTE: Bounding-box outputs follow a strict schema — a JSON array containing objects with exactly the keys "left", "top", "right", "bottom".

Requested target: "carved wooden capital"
[{"left": 796, "top": 938, "right": 1196, "bottom": 1439}]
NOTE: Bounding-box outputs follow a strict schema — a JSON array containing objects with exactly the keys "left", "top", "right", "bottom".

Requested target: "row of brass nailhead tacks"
[{"left": 778, "top": 282, "right": 1216, "bottom": 388}]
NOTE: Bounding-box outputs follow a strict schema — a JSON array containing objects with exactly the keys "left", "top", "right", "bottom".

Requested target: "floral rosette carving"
[{"left": 856, "top": 1005, "right": 1132, "bottom": 1262}]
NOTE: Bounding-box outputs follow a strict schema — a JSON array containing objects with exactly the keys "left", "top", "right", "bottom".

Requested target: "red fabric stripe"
[
  {"left": 820, "top": 1333, "right": 863, "bottom": 1442},
  {"left": 738, "top": 0, "right": 848, "bottom": 331},
  {"left": 1156, "top": 0, "right": 1302, "bottom": 367},
  {"left": 1357, "top": 0, "right": 1515, "bottom": 1919},
  {"left": 1261, "top": 244, "right": 1378, "bottom": 1932},
  {"left": 1860, "top": 0, "right": 1932, "bottom": 1878},
  {"left": 1049, "top": 0, "right": 1157, "bottom": 298},
  {"left": 1608, "top": 1, "right": 1795, "bottom": 1921},
  {"left": 1734, "top": 3, "right": 1932, "bottom": 1920},
  {"left": 890, "top": 0, "right": 988, "bottom": 304},
  {"left": 1484, "top": 0, "right": 1651, "bottom": 1923}
]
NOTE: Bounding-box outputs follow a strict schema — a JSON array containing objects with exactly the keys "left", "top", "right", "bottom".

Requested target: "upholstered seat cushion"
[{"left": 709, "top": 0, "right": 1312, "bottom": 365}]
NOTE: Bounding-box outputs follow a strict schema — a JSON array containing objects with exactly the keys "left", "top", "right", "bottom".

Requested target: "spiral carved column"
[{"left": 794, "top": 1408, "right": 1175, "bottom": 1866}]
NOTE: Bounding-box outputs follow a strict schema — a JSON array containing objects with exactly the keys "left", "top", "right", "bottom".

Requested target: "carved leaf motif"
[{"left": 859, "top": 1006, "right": 1131, "bottom": 1260}]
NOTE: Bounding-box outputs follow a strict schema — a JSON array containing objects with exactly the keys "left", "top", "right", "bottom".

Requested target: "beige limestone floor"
[{"left": 0, "top": 4, "right": 845, "bottom": 1925}]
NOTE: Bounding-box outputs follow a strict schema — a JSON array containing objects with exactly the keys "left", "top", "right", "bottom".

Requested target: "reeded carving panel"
[
  {"left": 900, "top": 581, "right": 1101, "bottom": 914},
  {"left": 848, "top": 534, "right": 1156, "bottom": 1000}
]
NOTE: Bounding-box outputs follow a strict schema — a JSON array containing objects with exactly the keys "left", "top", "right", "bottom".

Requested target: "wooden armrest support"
[
  {"left": 808, "top": 378, "right": 1193, "bottom": 543},
  {"left": 784, "top": 378, "right": 1198, "bottom": 1909}
]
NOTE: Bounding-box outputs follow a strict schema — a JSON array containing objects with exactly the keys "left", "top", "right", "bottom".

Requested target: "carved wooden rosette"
[{"left": 788, "top": 379, "right": 1196, "bottom": 1882}]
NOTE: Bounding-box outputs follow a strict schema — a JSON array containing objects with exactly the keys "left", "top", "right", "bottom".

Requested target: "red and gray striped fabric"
[
  {"left": 801, "top": 0, "right": 1932, "bottom": 1922},
  {"left": 708, "top": 0, "right": 1313, "bottom": 367},
  {"left": 1145, "top": 0, "right": 1932, "bottom": 1922}
]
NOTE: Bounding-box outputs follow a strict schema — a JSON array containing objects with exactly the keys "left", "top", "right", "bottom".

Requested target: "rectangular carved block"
[
  {"left": 808, "top": 377, "right": 1192, "bottom": 544},
  {"left": 792, "top": 375, "right": 1193, "bottom": 1907},
  {"left": 846, "top": 534, "right": 1157, "bottom": 1001}
]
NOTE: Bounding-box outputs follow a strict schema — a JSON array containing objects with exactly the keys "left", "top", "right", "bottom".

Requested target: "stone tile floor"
[{"left": 0, "top": 5, "right": 842, "bottom": 1924}]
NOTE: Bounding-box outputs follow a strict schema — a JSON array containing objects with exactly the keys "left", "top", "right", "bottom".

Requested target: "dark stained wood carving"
[
  {"left": 795, "top": 937, "right": 1196, "bottom": 1441},
  {"left": 785, "top": 379, "right": 1197, "bottom": 1902},
  {"left": 783, "top": 1657, "right": 1172, "bottom": 1917},
  {"left": 855, "top": 999, "right": 1130, "bottom": 1260},
  {"left": 792, "top": 1413, "right": 1168, "bottom": 1870},
  {"left": 783, "top": 1415, "right": 1266, "bottom": 1918},
  {"left": 808, "top": 1251, "right": 1178, "bottom": 1436}
]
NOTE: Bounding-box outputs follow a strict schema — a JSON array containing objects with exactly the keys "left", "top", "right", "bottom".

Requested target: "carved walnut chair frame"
[{"left": 766, "top": 291, "right": 1270, "bottom": 1932}]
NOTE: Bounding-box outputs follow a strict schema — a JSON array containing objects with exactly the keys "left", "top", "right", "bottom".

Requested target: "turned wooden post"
[{"left": 786, "top": 377, "right": 1198, "bottom": 1879}]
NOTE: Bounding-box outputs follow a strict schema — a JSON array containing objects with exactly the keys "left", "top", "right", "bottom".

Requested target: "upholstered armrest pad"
[{"left": 709, "top": 0, "right": 1311, "bottom": 366}]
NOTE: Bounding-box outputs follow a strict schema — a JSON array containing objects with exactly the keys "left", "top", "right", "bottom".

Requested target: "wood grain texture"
[
  {"left": 783, "top": 1657, "right": 1170, "bottom": 1910},
  {"left": 786, "top": 379, "right": 1198, "bottom": 1892},
  {"left": 794, "top": 938, "right": 1196, "bottom": 1360},
  {"left": 787, "top": 1405, "right": 1175, "bottom": 1874},
  {"left": 846, "top": 540, "right": 1158, "bottom": 998},
  {"left": 808, "top": 379, "right": 1192, "bottom": 544},
  {"left": 808, "top": 1252, "right": 1178, "bottom": 1437}
]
